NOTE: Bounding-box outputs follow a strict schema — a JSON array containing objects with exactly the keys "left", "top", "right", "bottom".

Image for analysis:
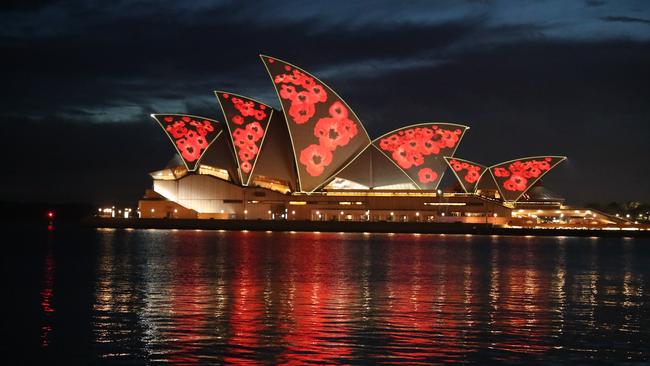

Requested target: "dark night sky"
[{"left": 1, "top": 0, "right": 649, "bottom": 205}]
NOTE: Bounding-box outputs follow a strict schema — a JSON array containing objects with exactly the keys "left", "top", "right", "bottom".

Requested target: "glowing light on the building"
[
  {"left": 215, "top": 92, "right": 273, "bottom": 185},
  {"left": 261, "top": 55, "right": 372, "bottom": 193},
  {"left": 489, "top": 156, "right": 566, "bottom": 202},
  {"left": 150, "top": 114, "right": 223, "bottom": 171},
  {"left": 374, "top": 123, "right": 469, "bottom": 190},
  {"left": 444, "top": 157, "right": 487, "bottom": 193}
]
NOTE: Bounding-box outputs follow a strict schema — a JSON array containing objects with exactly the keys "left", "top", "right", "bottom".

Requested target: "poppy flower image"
[
  {"left": 328, "top": 101, "right": 349, "bottom": 120},
  {"left": 176, "top": 138, "right": 201, "bottom": 162},
  {"left": 238, "top": 101, "right": 256, "bottom": 117},
  {"left": 242, "top": 129, "right": 260, "bottom": 145},
  {"left": 240, "top": 161, "right": 252, "bottom": 173},
  {"left": 494, "top": 167, "right": 510, "bottom": 177},
  {"left": 274, "top": 74, "right": 289, "bottom": 84},
  {"left": 340, "top": 118, "right": 358, "bottom": 141},
  {"left": 280, "top": 84, "right": 297, "bottom": 100},
  {"left": 417, "top": 127, "right": 434, "bottom": 140},
  {"left": 409, "top": 152, "right": 424, "bottom": 167},
  {"left": 309, "top": 85, "right": 327, "bottom": 103},
  {"left": 239, "top": 149, "right": 254, "bottom": 162},
  {"left": 288, "top": 100, "right": 316, "bottom": 124},
  {"left": 403, "top": 129, "right": 416, "bottom": 140},
  {"left": 299, "top": 144, "right": 333, "bottom": 177},
  {"left": 245, "top": 122, "right": 264, "bottom": 140},
  {"left": 254, "top": 109, "right": 267, "bottom": 121},
  {"left": 538, "top": 160, "right": 551, "bottom": 170},
  {"left": 464, "top": 169, "right": 480, "bottom": 183},
  {"left": 392, "top": 146, "right": 414, "bottom": 169},
  {"left": 301, "top": 75, "right": 316, "bottom": 89},
  {"left": 232, "top": 115, "right": 244, "bottom": 125},
  {"left": 379, "top": 135, "right": 401, "bottom": 152},
  {"left": 404, "top": 138, "right": 422, "bottom": 154},
  {"left": 232, "top": 127, "right": 246, "bottom": 141},
  {"left": 437, "top": 129, "right": 459, "bottom": 148},
  {"left": 166, "top": 121, "right": 188, "bottom": 139},
  {"left": 504, "top": 175, "right": 528, "bottom": 191},
  {"left": 242, "top": 141, "right": 259, "bottom": 156},
  {"left": 314, "top": 117, "right": 352, "bottom": 151},
  {"left": 419, "top": 137, "right": 436, "bottom": 155},
  {"left": 294, "top": 90, "right": 315, "bottom": 105},
  {"left": 450, "top": 160, "right": 463, "bottom": 172},
  {"left": 503, "top": 179, "right": 517, "bottom": 191},
  {"left": 418, "top": 168, "right": 438, "bottom": 183}
]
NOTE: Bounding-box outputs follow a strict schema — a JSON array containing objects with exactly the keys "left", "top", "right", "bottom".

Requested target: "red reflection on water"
[
  {"left": 41, "top": 248, "right": 55, "bottom": 347},
  {"left": 224, "top": 240, "right": 264, "bottom": 365},
  {"left": 275, "top": 238, "right": 354, "bottom": 364},
  {"left": 94, "top": 231, "right": 573, "bottom": 363}
]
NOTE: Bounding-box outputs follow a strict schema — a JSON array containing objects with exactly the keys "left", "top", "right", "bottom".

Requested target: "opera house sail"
[{"left": 261, "top": 55, "right": 372, "bottom": 193}]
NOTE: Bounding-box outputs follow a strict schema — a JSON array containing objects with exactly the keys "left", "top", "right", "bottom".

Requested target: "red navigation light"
[{"left": 47, "top": 211, "right": 54, "bottom": 219}]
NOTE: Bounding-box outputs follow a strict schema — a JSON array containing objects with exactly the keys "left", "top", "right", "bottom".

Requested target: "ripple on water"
[{"left": 27, "top": 230, "right": 650, "bottom": 364}]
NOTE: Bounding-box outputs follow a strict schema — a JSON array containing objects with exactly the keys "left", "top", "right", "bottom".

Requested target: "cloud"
[{"left": 601, "top": 15, "right": 650, "bottom": 25}]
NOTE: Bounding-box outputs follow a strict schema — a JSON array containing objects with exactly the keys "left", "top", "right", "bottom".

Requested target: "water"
[{"left": 3, "top": 223, "right": 650, "bottom": 364}]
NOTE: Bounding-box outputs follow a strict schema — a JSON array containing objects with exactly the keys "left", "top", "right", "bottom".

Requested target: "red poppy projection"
[
  {"left": 215, "top": 92, "right": 273, "bottom": 185},
  {"left": 151, "top": 114, "right": 222, "bottom": 171},
  {"left": 373, "top": 123, "right": 468, "bottom": 189},
  {"left": 261, "top": 55, "right": 371, "bottom": 192},
  {"left": 444, "top": 157, "right": 487, "bottom": 193},
  {"left": 489, "top": 156, "right": 566, "bottom": 201}
]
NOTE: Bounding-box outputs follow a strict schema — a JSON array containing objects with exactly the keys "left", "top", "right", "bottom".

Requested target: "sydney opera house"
[{"left": 137, "top": 55, "right": 619, "bottom": 227}]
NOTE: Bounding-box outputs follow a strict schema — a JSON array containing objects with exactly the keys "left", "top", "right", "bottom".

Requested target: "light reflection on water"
[{"left": 35, "top": 230, "right": 650, "bottom": 364}]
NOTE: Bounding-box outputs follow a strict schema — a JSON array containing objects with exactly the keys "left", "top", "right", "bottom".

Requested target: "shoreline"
[{"left": 82, "top": 218, "right": 650, "bottom": 238}]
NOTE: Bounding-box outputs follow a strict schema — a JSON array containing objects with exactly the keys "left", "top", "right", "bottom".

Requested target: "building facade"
[{"left": 138, "top": 55, "right": 626, "bottom": 228}]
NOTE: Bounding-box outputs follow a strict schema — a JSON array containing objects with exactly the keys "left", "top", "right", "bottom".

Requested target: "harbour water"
[{"left": 4, "top": 223, "right": 649, "bottom": 364}]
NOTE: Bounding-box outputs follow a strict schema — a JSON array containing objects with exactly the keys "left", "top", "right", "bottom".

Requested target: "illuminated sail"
[
  {"left": 444, "top": 157, "right": 487, "bottom": 193},
  {"left": 215, "top": 92, "right": 273, "bottom": 185},
  {"left": 151, "top": 114, "right": 222, "bottom": 171},
  {"left": 260, "top": 55, "right": 371, "bottom": 193},
  {"left": 489, "top": 156, "right": 566, "bottom": 201},
  {"left": 373, "top": 123, "right": 469, "bottom": 189}
]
